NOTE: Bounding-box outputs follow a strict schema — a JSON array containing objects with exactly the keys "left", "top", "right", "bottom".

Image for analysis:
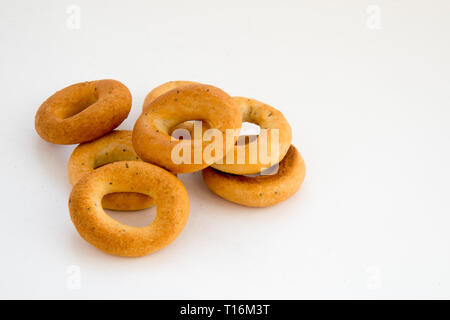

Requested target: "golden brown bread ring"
[
  {"left": 68, "top": 130, "right": 154, "bottom": 211},
  {"left": 133, "top": 84, "right": 242, "bottom": 173},
  {"left": 141, "top": 81, "right": 292, "bottom": 174},
  {"left": 212, "top": 97, "right": 292, "bottom": 174},
  {"left": 35, "top": 79, "right": 131, "bottom": 144},
  {"left": 202, "top": 145, "right": 305, "bottom": 207},
  {"left": 69, "top": 161, "right": 189, "bottom": 257},
  {"left": 161, "top": 98, "right": 292, "bottom": 174}
]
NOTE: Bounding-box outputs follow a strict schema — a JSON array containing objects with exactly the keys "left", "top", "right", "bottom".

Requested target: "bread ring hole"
[
  {"left": 238, "top": 122, "right": 260, "bottom": 145},
  {"left": 104, "top": 203, "right": 157, "bottom": 227},
  {"left": 235, "top": 122, "right": 261, "bottom": 147},
  {"left": 170, "top": 120, "right": 209, "bottom": 140},
  {"left": 240, "top": 122, "right": 260, "bottom": 136},
  {"left": 243, "top": 162, "right": 280, "bottom": 177},
  {"left": 91, "top": 148, "right": 154, "bottom": 221},
  {"left": 56, "top": 89, "right": 98, "bottom": 119}
]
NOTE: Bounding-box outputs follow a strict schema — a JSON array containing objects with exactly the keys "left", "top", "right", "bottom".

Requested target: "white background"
[{"left": 1, "top": 0, "right": 449, "bottom": 299}]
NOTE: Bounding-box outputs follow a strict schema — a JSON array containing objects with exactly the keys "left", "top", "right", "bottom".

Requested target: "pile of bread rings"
[{"left": 35, "top": 79, "right": 306, "bottom": 257}]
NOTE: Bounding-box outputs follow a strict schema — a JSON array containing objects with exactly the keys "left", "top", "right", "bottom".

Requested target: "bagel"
[
  {"left": 68, "top": 130, "right": 154, "bottom": 211},
  {"left": 202, "top": 145, "right": 305, "bottom": 207},
  {"left": 69, "top": 161, "right": 189, "bottom": 257},
  {"left": 133, "top": 84, "right": 242, "bottom": 173},
  {"left": 142, "top": 81, "right": 292, "bottom": 174},
  {"left": 35, "top": 79, "right": 131, "bottom": 144}
]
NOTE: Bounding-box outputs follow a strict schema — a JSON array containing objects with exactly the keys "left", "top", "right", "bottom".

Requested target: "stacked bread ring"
[{"left": 35, "top": 79, "right": 306, "bottom": 257}]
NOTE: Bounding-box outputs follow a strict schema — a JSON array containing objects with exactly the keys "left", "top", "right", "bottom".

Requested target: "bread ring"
[
  {"left": 141, "top": 82, "right": 292, "bottom": 174},
  {"left": 143, "top": 81, "right": 210, "bottom": 152},
  {"left": 202, "top": 145, "right": 305, "bottom": 207},
  {"left": 212, "top": 97, "right": 292, "bottom": 175},
  {"left": 161, "top": 97, "right": 292, "bottom": 174},
  {"left": 143, "top": 81, "right": 199, "bottom": 110},
  {"left": 68, "top": 130, "right": 154, "bottom": 211},
  {"left": 69, "top": 161, "right": 189, "bottom": 257},
  {"left": 133, "top": 84, "right": 242, "bottom": 173},
  {"left": 35, "top": 79, "right": 131, "bottom": 144}
]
